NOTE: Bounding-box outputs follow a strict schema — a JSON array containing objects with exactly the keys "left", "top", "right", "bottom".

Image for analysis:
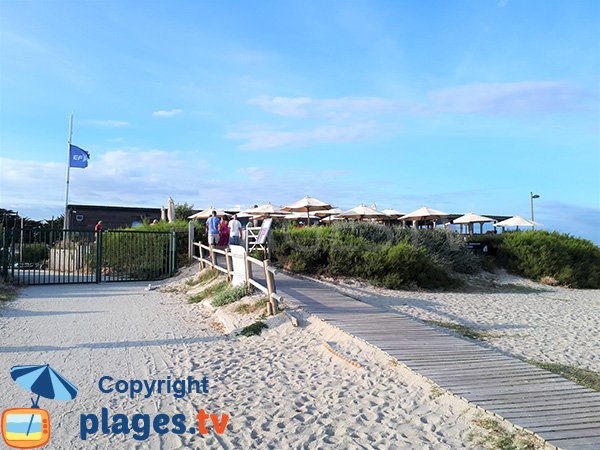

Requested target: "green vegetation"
[
  {"left": 186, "top": 269, "right": 219, "bottom": 286},
  {"left": 469, "top": 231, "right": 600, "bottom": 288},
  {"left": 240, "top": 321, "right": 268, "bottom": 337},
  {"left": 425, "top": 320, "right": 496, "bottom": 341},
  {"left": 21, "top": 243, "right": 49, "bottom": 264},
  {"left": 0, "top": 285, "right": 18, "bottom": 302},
  {"left": 469, "top": 417, "right": 543, "bottom": 450},
  {"left": 271, "top": 223, "right": 475, "bottom": 289},
  {"left": 527, "top": 361, "right": 600, "bottom": 391},
  {"left": 174, "top": 202, "right": 195, "bottom": 221},
  {"left": 211, "top": 285, "right": 251, "bottom": 307},
  {"left": 234, "top": 297, "right": 269, "bottom": 314},
  {"left": 187, "top": 280, "right": 228, "bottom": 303}
]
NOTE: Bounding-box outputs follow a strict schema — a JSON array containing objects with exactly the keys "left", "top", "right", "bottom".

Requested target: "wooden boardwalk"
[{"left": 268, "top": 271, "right": 600, "bottom": 450}]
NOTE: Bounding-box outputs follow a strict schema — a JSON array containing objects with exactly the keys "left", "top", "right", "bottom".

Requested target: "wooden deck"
[{"left": 268, "top": 271, "right": 600, "bottom": 450}]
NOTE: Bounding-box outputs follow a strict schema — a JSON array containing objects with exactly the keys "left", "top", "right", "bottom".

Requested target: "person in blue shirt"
[{"left": 206, "top": 210, "right": 221, "bottom": 246}]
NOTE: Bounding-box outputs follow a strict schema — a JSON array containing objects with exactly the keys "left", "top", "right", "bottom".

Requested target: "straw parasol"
[
  {"left": 338, "top": 204, "right": 387, "bottom": 221},
  {"left": 283, "top": 212, "right": 319, "bottom": 221},
  {"left": 494, "top": 215, "right": 542, "bottom": 230},
  {"left": 283, "top": 195, "right": 332, "bottom": 226},
  {"left": 312, "top": 208, "right": 343, "bottom": 218},
  {"left": 242, "top": 203, "right": 288, "bottom": 217},
  {"left": 167, "top": 197, "right": 175, "bottom": 223},
  {"left": 453, "top": 212, "right": 495, "bottom": 234},
  {"left": 400, "top": 206, "right": 449, "bottom": 228}
]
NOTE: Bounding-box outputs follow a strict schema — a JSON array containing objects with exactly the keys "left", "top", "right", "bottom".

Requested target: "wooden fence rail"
[{"left": 192, "top": 242, "right": 280, "bottom": 315}]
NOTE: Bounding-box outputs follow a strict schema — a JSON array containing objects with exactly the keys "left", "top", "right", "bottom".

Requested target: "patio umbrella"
[
  {"left": 242, "top": 203, "right": 288, "bottom": 217},
  {"left": 188, "top": 207, "right": 227, "bottom": 219},
  {"left": 494, "top": 215, "right": 541, "bottom": 230},
  {"left": 11, "top": 364, "right": 78, "bottom": 435},
  {"left": 167, "top": 197, "right": 175, "bottom": 223},
  {"left": 453, "top": 212, "right": 495, "bottom": 234},
  {"left": 283, "top": 212, "right": 319, "bottom": 221},
  {"left": 400, "top": 206, "right": 449, "bottom": 228},
  {"left": 160, "top": 206, "right": 166, "bottom": 222},
  {"left": 312, "top": 208, "right": 343, "bottom": 218},
  {"left": 338, "top": 204, "right": 387, "bottom": 220},
  {"left": 381, "top": 208, "right": 405, "bottom": 219},
  {"left": 283, "top": 195, "right": 332, "bottom": 226}
]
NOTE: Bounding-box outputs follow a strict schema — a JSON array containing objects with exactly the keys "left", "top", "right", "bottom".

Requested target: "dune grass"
[
  {"left": 527, "top": 361, "right": 600, "bottom": 391},
  {"left": 469, "top": 417, "right": 543, "bottom": 450},
  {"left": 425, "top": 320, "right": 496, "bottom": 341},
  {"left": 188, "top": 280, "right": 228, "bottom": 303},
  {"left": 234, "top": 297, "right": 268, "bottom": 315},
  {"left": 211, "top": 285, "right": 250, "bottom": 307},
  {"left": 186, "top": 269, "right": 219, "bottom": 287}
]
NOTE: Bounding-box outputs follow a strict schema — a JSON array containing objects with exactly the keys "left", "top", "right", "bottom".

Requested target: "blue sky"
[{"left": 1, "top": 0, "right": 599, "bottom": 242}]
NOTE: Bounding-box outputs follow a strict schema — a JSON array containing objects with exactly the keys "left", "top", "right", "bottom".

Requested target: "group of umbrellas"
[{"left": 185, "top": 195, "right": 542, "bottom": 231}]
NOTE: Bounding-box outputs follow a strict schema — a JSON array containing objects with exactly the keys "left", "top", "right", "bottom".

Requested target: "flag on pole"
[{"left": 69, "top": 144, "right": 90, "bottom": 168}]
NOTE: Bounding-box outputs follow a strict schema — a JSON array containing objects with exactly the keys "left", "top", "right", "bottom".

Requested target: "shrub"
[
  {"left": 211, "top": 284, "right": 251, "bottom": 307},
  {"left": 21, "top": 243, "right": 49, "bottom": 264},
  {"left": 412, "top": 229, "right": 480, "bottom": 274}
]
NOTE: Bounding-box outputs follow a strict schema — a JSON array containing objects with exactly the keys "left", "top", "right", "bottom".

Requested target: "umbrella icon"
[{"left": 10, "top": 364, "right": 78, "bottom": 436}]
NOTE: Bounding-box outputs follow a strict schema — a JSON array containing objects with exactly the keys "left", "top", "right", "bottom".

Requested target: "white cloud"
[
  {"left": 152, "top": 109, "right": 183, "bottom": 117},
  {"left": 84, "top": 120, "right": 129, "bottom": 127},
  {"left": 249, "top": 96, "right": 417, "bottom": 118},
  {"left": 429, "top": 81, "right": 593, "bottom": 115},
  {"left": 227, "top": 122, "right": 383, "bottom": 150}
]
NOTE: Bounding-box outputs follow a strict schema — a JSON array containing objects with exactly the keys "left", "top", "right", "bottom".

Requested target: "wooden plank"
[
  {"left": 514, "top": 415, "right": 600, "bottom": 429},
  {"left": 538, "top": 427, "right": 600, "bottom": 440},
  {"left": 532, "top": 422, "right": 600, "bottom": 433},
  {"left": 543, "top": 437, "right": 600, "bottom": 450},
  {"left": 497, "top": 406, "right": 600, "bottom": 419}
]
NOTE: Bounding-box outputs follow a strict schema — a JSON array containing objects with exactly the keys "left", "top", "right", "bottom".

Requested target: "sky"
[{"left": 1, "top": 0, "right": 599, "bottom": 242}]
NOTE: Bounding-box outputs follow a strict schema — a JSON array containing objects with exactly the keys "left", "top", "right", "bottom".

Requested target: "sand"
[
  {"left": 0, "top": 272, "right": 551, "bottom": 449},
  {"left": 316, "top": 271, "right": 600, "bottom": 372}
]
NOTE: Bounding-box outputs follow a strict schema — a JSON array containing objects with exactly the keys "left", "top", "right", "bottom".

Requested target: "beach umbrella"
[
  {"left": 400, "top": 206, "right": 449, "bottom": 228},
  {"left": 381, "top": 208, "right": 405, "bottom": 219},
  {"left": 242, "top": 203, "right": 288, "bottom": 217},
  {"left": 167, "top": 197, "right": 175, "bottom": 223},
  {"left": 11, "top": 364, "right": 78, "bottom": 435},
  {"left": 160, "top": 206, "right": 166, "bottom": 222},
  {"left": 338, "top": 204, "right": 387, "bottom": 220},
  {"left": 312, "top": 208, "right": 343, "bottom": 218},
  {"left": 453, "top": 212, "right": 495, "bottom": 234},
  {"left": 494, "top": 215, "right": 541, "bottom": 230},
  {"left": 283, "top": 195, "right": 332, "bottom": 226},
  {"left": 188, "top": 207, "right": 227, "bottom": 219},
  {"left": 283, "top": 212, "right": 319, "bottom": 220}
]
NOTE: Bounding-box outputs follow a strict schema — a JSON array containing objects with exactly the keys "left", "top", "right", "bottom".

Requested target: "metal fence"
[{"left": 1, "top": 227, "right": 177, "bottom": 285}]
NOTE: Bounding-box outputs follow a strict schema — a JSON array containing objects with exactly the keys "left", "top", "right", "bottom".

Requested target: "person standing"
[
  {"left": 228, "top": 214, "right": 243, "bottom": 246},
  {"left": 206, "top": 211, "right": 220, "bottom": 247},
  {"left": 94, "top": 220, "right": 103, "bottom": 232},
  {"left": 218, "top": 215, "right": 230, "bottom": 247}
]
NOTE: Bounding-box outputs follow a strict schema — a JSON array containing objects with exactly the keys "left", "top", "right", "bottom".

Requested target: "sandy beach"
[
  {"left": 316, "top": 271, "right": 600, "bottom": 372},
  {"left": 0, "top": 269, "right": 553, "bottom": 449}
]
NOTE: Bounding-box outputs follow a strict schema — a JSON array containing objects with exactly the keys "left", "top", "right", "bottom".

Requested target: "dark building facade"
[{"left": 67, "top": 204, "right": 161, "bottom": 231}]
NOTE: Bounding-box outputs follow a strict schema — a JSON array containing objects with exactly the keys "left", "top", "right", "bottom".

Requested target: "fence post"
[
  {"left": 199, "top": 245, "right": 204, "bottom": 270},
  {"left": 244, "top": 253, "right": 251, "bottom": 290},
  {"left": 170, "top": 231, "right": 177, "bottom": 274},
  {"left": 95, "top": 230, "right": 102, "bottom": 283},
  {"left": 188, "top": 221, "right": 194, "bottom": 261},
  {"left": 225, "top": 248, "right": 232, "bottom": 281},
  {"left": 209, "top": 246, "right": 216, "bottom": 269},
  {"left": 263, "top": 259, "right": 278, "bottom": 315}
]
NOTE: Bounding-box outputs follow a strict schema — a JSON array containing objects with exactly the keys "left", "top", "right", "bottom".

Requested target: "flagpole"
[{"left": 64, "top": 113, "right": 74, "bottom": 229}]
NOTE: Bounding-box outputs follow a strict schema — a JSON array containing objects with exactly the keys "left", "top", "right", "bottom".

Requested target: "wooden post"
[
  {"left": 188, "top": 221, "right": 194, "bottom": 261},
  {"left": 225, "top": 248, "right": 232, "bottom": 281},
  {"left": 199, "top": 245, "right": 204, "bottom": 270},
  {"left": 210, "top": 246, "right": 216, "bottom": 269},
  {"left": 263, "top": 259, "right": 278, "bottom": 315},
  {"left": 244, "top": 253, "right": 251, "bottom": 290}
]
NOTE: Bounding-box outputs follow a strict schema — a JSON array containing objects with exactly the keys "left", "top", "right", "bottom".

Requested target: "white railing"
[{"left": 192, "top": 243, "right": 280, "bottom": 316}]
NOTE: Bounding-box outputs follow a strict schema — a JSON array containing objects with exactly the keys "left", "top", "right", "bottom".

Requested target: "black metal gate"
[{"left": 0, "top": 227, "right": 177, "bottom": 285}]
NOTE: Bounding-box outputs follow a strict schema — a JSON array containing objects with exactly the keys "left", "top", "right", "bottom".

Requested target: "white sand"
[
  {"left": 0, "top": 274, "right": 549, "bottom": 449},
  {"left": 317, "top": 271, "right": 600, "bottom": 372}
]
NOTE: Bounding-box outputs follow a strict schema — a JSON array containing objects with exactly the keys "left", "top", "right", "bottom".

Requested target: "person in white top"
[{"left": 228, "top": 215, "right": 243, "bottom": 246}]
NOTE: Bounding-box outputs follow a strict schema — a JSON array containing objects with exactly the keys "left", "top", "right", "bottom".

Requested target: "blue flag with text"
[{"left": 69, "top": 144, "right": 90, "bottom": 168}]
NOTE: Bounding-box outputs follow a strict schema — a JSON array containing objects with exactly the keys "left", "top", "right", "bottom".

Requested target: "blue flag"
[{"left": 69, "top": 144, "right": 90, "bottom": 168}]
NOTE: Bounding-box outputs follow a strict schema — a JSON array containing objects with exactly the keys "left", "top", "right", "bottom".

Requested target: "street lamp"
[{"left": 530, "top": 192, "right": 540, "bottom": 230}]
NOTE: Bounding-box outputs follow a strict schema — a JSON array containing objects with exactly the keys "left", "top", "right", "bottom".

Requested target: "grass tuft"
[
  {"left": 468, "top": 417, "right": 543, "bottom": 450},
  {"left": 188, "top": 280, "right": 228, "bottom": 303},
  {"left": 240, "top": 321, "right": 268, "bottom": 337},
  {"left": 527, "top": 361, "right": 600, "bottom": 391},
  {"left": 425, "top": 320, "right": 496, "bottom": 341},
  {"left": 233, "top": 297, "right": 268, "bottom": 315},
  {"left": 211, "top": 285, "right": 251, "bottom": 307},
  {"left": 0, "top": 286, "right": 18, "bottom": 302},
  {"left": 186, "top": 269, "right": 219, "bottom": 287}
]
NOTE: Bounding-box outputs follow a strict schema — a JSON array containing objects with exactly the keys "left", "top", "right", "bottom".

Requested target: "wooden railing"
[{"left": 192, "top": 243, "right": 280, "bottom": 315}]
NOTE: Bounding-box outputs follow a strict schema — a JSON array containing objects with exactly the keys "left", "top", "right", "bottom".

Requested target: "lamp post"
[{"left": 530, "top": 192, "right": 540, "bottom": 230}]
